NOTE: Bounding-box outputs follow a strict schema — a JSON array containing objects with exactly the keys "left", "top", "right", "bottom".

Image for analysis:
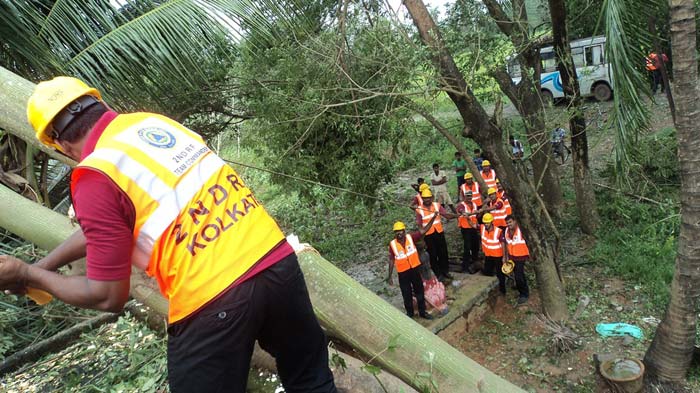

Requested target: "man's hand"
[
  {"left": 388, "top": 276, "right": 394, "bottom": 286},
  {"left": 0, "top": 255, "right": 29, "bottom": 290}
]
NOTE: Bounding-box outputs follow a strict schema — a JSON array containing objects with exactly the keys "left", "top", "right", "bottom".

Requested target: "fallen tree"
[{"left": 0, "top": 67, "right": 525, "bottom": 392}]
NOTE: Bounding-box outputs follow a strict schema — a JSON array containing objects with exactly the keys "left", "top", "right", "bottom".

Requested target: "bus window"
[
  {"left": 572, "top": 47, "right": 585, "bottom": 67},
  {"left": 585, "top": 45, "right": 604, "bottom": 66},
  {"left": 540, "top": 51, "right": 556, "bottom": 73}
]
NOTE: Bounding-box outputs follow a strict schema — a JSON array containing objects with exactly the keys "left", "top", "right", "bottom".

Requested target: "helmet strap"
[{"left": 51, "top": 95, "right": 101, "bottom": 140}]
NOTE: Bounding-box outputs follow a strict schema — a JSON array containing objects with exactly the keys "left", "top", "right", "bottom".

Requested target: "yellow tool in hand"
[{"left": 26, "top": 287, "right": 53, "bottom": 305}]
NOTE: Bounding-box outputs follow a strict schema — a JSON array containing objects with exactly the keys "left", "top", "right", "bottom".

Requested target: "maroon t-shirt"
[{"left": 74, "top": 112, "right": 292, "bottom": 281}]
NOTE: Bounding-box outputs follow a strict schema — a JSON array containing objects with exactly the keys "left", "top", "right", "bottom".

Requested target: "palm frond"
[
  {"left": 0, "top": 0, "right": 310, "bottom": 117},
  {"left": 602, "top": 0, "right": 660, "bottom": 183}
]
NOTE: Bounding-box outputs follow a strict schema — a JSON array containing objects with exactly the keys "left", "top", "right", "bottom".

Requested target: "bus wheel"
[
  {"left": 593, "top": 83, "right": 612, "bottom": 101},
  {"left": 541, "top": 90, "right": 554, "bottom": 107}
]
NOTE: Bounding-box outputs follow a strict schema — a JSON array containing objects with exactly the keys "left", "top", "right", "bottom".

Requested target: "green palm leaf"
[
  {"left": 602, "top": 0, "right": 659, "bottom": 182},
  {"left": 0, "top": 0, "right": 306, "bottom": 116}
]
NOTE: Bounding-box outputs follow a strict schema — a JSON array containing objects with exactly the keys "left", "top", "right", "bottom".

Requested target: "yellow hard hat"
[
  {"left": 421, "top": 188, "right": 433, "bottom": 198},
  {"left": 502, "top": 259, "right": 515, "bottom": 275},
  {"left": 393, "top": 221, "right": 406, "bottom": 231},
  {"left": 488, "top": 187, "right": 497, "bottom": 194},
  {"left": 418, "top": 183, "right": 430, "bottom": 192},
  {"left": 496, "top": 179, "right": 500, "bottom": 183},
  {"left": 482, "top": 213, "right": 494, "bottom": 223},
  {"left": 482, "top": 160, "right": 491, "bottom": 166},
  {"left": 464, "top": 172, "right": 473, "bottom": 179},
  {"left": 27, "top": 76, "right": 101, "bottom": 149}
]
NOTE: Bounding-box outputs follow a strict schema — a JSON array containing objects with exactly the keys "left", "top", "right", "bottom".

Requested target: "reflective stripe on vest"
[
  {"left": 415, "top": 193, "right": 423, "bottom": 206},
  {"left": 498, "top": 191, "right": 512, "bottom": 215},
  {"left": 71, "top": 113, "right": 285, "bottom": 323},
  {"left": 461, "top": 182, "right": 481, "bottom": 206},
  {"left": 417, "top": 202, "right": 443, "bottom": 235},
  {"left": 505, "top": 226, "right": 529, "bottom": 257},
  {"left": 481, "top": 225, "right": 503, "bottom": 257},
  {"left": 490, "top": 197, "right": 508, "bottom": 227},
  {"left": 458, "top": 201, "right": 478, "bottom": 229},
  {"left": 481, "top": 169, "right": 498, "bottom": 189},
  {"left": 390, "top": 236, "right": 421, "bottom": 273}
]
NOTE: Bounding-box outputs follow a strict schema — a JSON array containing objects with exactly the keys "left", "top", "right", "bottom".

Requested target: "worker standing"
[
  {"left": 503, "top": 216, "right": 530, "bottom": 305},
  {"left": 646, "top": 52, "right": 669, "bottom": 94},
  {"left": 410, "top": 181, "right": 429, "bottom": 210},
  {"left": 0, "top": 77, "right": 336, "bottom": 392},
  {"left": 415, "top": 188, "right": 457, "bottom": 282},
  {"left": 459, "top": 172, "right": 482, "bottom": 208},
  {"left": 387, "top": 220, "right": 434, "bottom": 319},
  {"left": 481, "top": 188, "right": 507, "bottom": 228},
  {"left": 480, "top": 160, "right": 498, "bottom": 190},
  {"left": 456, "top": 192, "right": 479, "bottom": 274},
  {"left": 496, "top": 180, "right": 512, "bottom": 216},
  {"left": 452, "top": 152, "right": 467, "bottom": 200},
  {"left": 480, "top": 213, "right": 506, "bottom": 295},
  {"left": 430, "top": 163, "right": 456, "bottom": 213}
]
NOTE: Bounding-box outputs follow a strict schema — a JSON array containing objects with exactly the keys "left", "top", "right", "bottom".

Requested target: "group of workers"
[{"left": 388, "top": 154, "right": 531, "bottom": 319}]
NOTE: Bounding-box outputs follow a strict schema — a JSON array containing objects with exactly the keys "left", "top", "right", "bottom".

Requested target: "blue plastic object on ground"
[{"left": 596, "top": 323, "right": 643, "bottom": 339}]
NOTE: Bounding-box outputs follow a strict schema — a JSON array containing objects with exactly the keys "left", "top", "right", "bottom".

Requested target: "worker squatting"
[{"left": 174, "top": 173, "right": 262, "bottom": 256}]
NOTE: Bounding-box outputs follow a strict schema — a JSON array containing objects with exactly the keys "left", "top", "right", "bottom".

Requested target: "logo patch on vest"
[{"left": 138, "top": 127, "right": 176, "bottom": 149}]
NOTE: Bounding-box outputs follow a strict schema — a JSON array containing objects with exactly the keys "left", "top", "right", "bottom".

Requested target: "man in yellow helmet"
[
  {"left": 415, "top": 188, "right": 458, "bottom": 282},
  {"left": 387, "top": 218, "right": 435, "bottom": 319},
  {"left": 0, "top": 77, "right": 336, "bottom": 392}
]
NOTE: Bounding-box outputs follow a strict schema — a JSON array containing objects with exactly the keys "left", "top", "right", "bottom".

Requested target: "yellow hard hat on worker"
[
  {"left": 421, "top": 188, "right": 433, "bottom": 198},
  {"left": 464, "top": 172, "right": 473, "bottom": 180},
  {"left": 487, "top": 187, "right": 497, "bottom": 195},
  {"left": 27, "top": 76, "right": 102, "bottom": 149},
  {"left": 482, "top": 213, "right": 494, "bottom": 224},
  {"left": 418, "top": 183, "right": 430, "bottom": 192},
  {"left": 482, "top": 160, "right": 491, "bottom": 166},
  {"left": 393, "top": 221, "right": 406, "bottom": 231},
  {"left": 502, "top": 259, "right": 515, "bottom": 275}
]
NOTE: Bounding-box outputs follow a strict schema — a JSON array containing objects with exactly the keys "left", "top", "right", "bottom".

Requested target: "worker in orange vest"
[
  {"left": 459, "top": 172, "right": 482, "bottom": 208},
  {"left": 387, "top": 219, "right": 435, "bottom": 319},
  {"left": 415, "top": 188, "right": 457, "bottom": 282},
  {"left": 480, "top": 160, "right": 498, "bottom": 190},
  {"left": 410, "top": 181, "right": 429, "bottom": 210},
  {"left": 646, "top": 52, "right": 669, "bottom": 94},
  {"left": 480, "top": 213, "right": 507, "bottom": 295},
  {"left": 457, "top": 191, "right": 480, "bottom": 274},
  {"left": 481, "top": 188, "right": 508, "bottom": 228},
  {"left": 503, "top": 215, "right": 530, "bottom": 305},
  {"left": 496, "top": 179, "right": 512, "bottom": 216},
  {"left": 0, "top": 77, "right": 336, "bottom": 392}
]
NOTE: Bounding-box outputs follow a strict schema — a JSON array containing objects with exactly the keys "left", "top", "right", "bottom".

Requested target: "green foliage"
[{"left": 592, "top": 129, "right": 679, "bottom": 309}]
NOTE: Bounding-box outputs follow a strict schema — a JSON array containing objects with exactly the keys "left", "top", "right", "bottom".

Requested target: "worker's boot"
[{"left": 420, "top": 312, "right": 433, "bottom": 320}]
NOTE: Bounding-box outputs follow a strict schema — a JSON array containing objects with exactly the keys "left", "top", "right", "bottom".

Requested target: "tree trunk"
[
  {"left": 484, "top": 0, "right": 565, "bottom": 218},
  {"left": 548, "top": 0, "right": 600, "bottom": 235},
  {"left": 644, "top": 0, "right": 700, "bottom": 383},
  {"left": 402, "top": 0, "right": 568, "bottom": 321}
]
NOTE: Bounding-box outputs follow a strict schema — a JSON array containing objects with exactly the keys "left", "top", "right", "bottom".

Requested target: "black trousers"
[
  {"left": 513, "top": 259, "right": 530, "bottom": 298},
  {"left": 424, "top": 231, "right": 450, "bottom": 277},
  {"left": 398, "top": 268, "right": 427, "bottom": 316},
  {"left": 483, "top": 256, "right": 506, "bottom": 294},
  {"left": 167, "top": 254, "right": 337, "bottom": 393},
  {"left": 651, "top": 69, "right": 663, "bottom": 93},
  {"left": 460, "top": 227, "right": 479, "bottom": 269}
]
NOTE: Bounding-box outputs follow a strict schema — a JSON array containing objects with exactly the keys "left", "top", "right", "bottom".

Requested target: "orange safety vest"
[
  {"left": 461, "top": 181, "right": 482, "bottom": 206},
  {"left": 481, "top": 225, "right": 503, "bottom": 257},
  {"left": 416, "top": 202, "right": 444, "bottom": 235},
  {"left": 390, "top": 235, "right": 421, "bottom": 273},
  {"left": 415, "top": 193, "right": 423, "bottom": 206},
  {"left": 498, "top": 190, "right": 512, "bottom": 215},
  {"left": 481, "top": 169, "right": 498, "bottom": 190},
  {"left": 71, "top": 113, "right": 285, "bottom": 323},
  {"left": 505, "top": 226, "right": 529, "bottom": 258},
  {"left": 489, "top": 197, "right": 508, "bottom": 227},
  {"left": 457, "top": 201, "right": 478, "bottom": 229},
  {"left": 646, "top": 53, "right": 658, "bottom": 71}
]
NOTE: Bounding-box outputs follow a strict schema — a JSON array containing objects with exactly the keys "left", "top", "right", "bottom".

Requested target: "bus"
[{"left": 508, "top": 36, "right": 613, "bottom": 102}]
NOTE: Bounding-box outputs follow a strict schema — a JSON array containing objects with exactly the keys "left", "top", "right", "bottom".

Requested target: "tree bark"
[
  {"left": 548, "top": 0, "right": 600, "bottom": 235},
  {"left": 644, "top": 0, "right": 700, "bottom": 383},
  {"left": 484, "top": 0, "right": 565, "bottom": 218},
  {"left": 402, "top": 0, "right": 568, "bottom": 321}
]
